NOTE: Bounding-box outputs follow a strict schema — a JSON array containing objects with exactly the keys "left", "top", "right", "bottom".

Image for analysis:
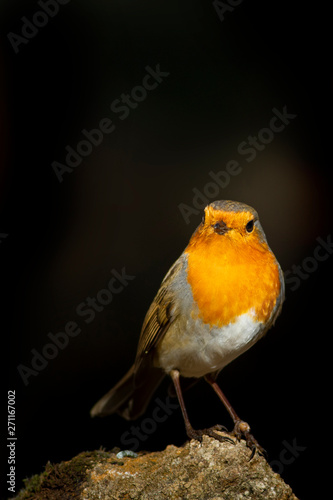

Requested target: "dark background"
[{"left": 1, "top": 1, "right": 332, "bottom": 499}]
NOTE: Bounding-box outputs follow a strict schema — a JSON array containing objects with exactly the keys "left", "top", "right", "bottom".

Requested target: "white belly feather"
[{"left": 156, "top": 309, "right": 263, "bottom": 378}]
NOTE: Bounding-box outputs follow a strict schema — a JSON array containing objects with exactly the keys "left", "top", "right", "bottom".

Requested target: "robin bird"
[{"left": 91, "top": 200, "right": 285, "bottom": 457}]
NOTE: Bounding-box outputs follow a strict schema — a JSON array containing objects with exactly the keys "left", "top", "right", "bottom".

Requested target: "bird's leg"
[
  {"left": 170, "top": 370, "right": 233, "bottom": 445},
  {"left": 205, "top": 373, "right": 266, "bottom": 459}
]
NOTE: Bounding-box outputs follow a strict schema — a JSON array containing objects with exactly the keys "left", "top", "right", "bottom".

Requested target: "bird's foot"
[
  {"left": 187, "top": 423, "right": 235, "bottom": 445},
  {"left": 231, "top": 420, "right": 267, "bottom": 460}
]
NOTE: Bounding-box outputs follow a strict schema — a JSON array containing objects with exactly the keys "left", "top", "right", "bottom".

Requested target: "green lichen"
[{"left": 14, "top": 450, "right": 111, "bottom": 500}]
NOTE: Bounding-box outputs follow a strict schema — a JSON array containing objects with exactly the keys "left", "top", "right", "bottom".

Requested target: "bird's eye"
[{"left": 246, "top": 220, "right": 254, "bottom": 233}]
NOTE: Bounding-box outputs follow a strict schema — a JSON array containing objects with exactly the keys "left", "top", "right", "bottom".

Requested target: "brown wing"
[{"left": 134, "top": 255, "right": 185, "bottom": 371}]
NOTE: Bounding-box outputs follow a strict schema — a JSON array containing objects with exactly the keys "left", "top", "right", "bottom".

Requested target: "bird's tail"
[{"left": 90, "top": 364, "right": 165, "bottom": 420}]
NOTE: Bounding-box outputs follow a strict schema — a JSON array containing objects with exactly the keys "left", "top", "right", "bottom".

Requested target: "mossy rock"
[
  {"left": 15, "top": 450, "right": 111, "bottom": 500},
  {"left": 14, "top": 437, "right": 299, "bottom": 500}
]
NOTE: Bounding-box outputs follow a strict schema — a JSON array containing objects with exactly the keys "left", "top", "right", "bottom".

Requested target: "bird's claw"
[
  {"left": 232, "top": 420, "right": 267, "bottom": 460},
  {"left": 187, "top": 420, "right": 266, "bottom": 460},
  {"left": 187, "top": 424, "right": 235, "bottom": 445}
]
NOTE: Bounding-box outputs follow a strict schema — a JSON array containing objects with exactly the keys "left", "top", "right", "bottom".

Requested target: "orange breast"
[{"left": 185, "top": 231, "right": 281, "bottom": 328}]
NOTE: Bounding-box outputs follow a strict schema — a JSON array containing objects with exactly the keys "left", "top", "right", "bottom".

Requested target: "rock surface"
[{"left": 15, "top": 432, "right": 299, "bottom": 500}]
